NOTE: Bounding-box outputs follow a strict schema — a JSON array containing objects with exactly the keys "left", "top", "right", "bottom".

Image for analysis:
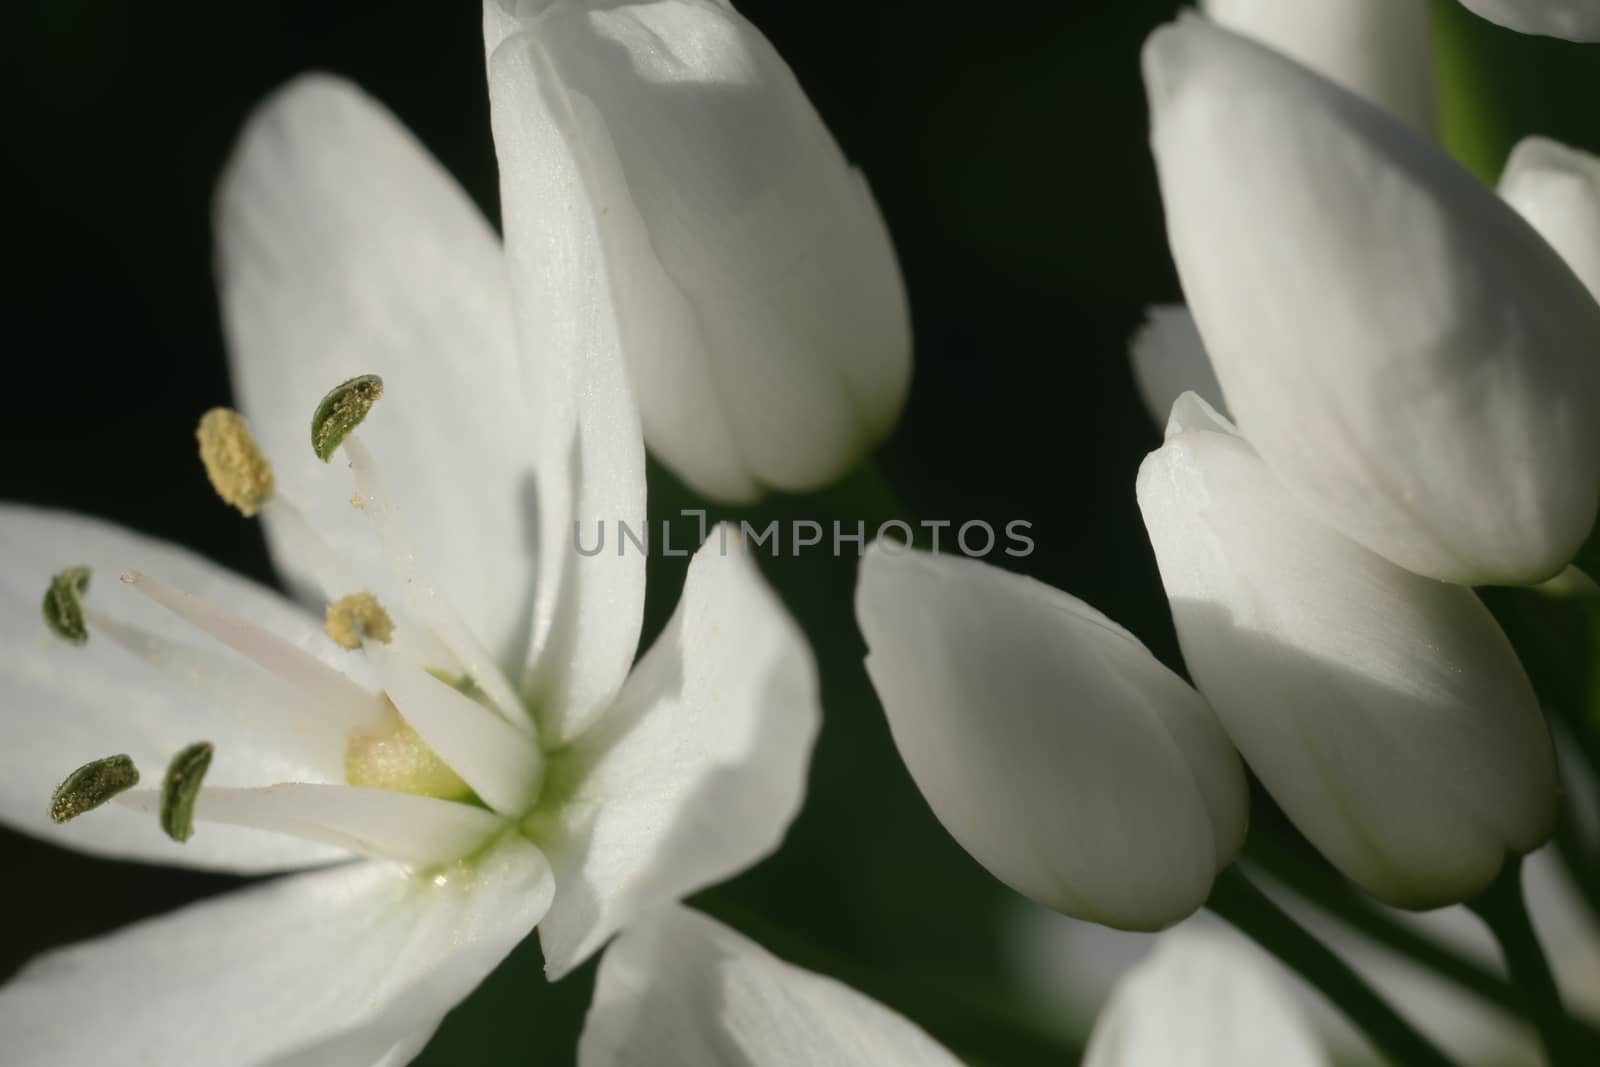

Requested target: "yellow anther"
[
  {"left": 325, "top": 592, "right": 395, "bottom": 650},
  {"left": 196, "top": 408, "right": 274, "bottom": 517}
]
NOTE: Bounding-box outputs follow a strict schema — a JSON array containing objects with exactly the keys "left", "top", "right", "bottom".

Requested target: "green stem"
[
  {"left": 1247, "top": 839, "right": 1600, "bottom": 1043},
  {"left": 1468, "top": 858, "right": 1587, "bottom": 1066},
  {"left": 1207, "top": 867, "right": 1459, "bottom": 1067}
]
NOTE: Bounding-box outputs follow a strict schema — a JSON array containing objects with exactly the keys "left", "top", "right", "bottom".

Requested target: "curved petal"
[
  {"left": 533, "top": 534, "right": 819, "bottom": 978},
  {"left": 0, "top": 505, "right": 348, "bottom": 872},
  {"left": 488, "top": 34, "right": 647, "bottom": 743},
  {"left": 1500, "top": 136, "right": 1600, "bottom": 301},
  {"left": 1202, "top": 0, "right": 1433, "bottom": 130},
  {"left": 1083, "top": 928, "right": 1327, "bottom": 1066},
  {"left": 579, "top": 906, "right": 963, "bottom": 1067},
  {"left": 0, "top": 835, "right": 550, "bottom": 1067},
  {"left": 1129, "top": 304, "right": 1225, "bottom": 427},
  {"left": 1137, "top": 408, "right": 1557, "bottom": 908},
  {"left": 1457, "top": 0, "right": 1600, "bottom": 40},
  {"left": 1144, "top": 16, "right": 1600, "bottom": 584},
  {"left": 216, "top": 75, "right": 538, "bottom": 669},
  {"left": 490, "top": 0, "right": 910, "bottom": 502},
  {"left": 856, "top": 545, "right": 1247, "bottom": 931}
]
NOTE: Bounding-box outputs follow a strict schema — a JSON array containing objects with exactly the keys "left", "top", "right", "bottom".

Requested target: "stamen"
[
  {"left": 120, "top": 570, "right": 385, "bottom": 731},
  {"left": 160, "top": 742, "right": 213, "bottom": 842},
  {"left": 50, "top": 754, "right": 139, "bottom": 823},
  {"left": 114, "top": 782, "right": 501, "bottom": 867},
  {"left": 196, "top": 408, "right": 275, "bottom": 517},
  {"left": 342, "top": 435, "right": 529, "bottom": 732},
  {"left": 311, "top": 374, "right": 384, "bottom": 462},
  {"left": 326, "top": 592, "right": 395, "bottom": 651},
  {"left": 42, "top": 566, "right": 92, "bottom": 645}
]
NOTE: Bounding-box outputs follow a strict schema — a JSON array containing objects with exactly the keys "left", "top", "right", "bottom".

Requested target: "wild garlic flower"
[
  {"left": 0, "top": 70, "right": 819, "bottom": 1067},
  {"left": 1457, "top": 0, "right": 1600, "bottom": 41},
  {"left": 854, "top": 544, "right": 1247, "bottom": 931}
]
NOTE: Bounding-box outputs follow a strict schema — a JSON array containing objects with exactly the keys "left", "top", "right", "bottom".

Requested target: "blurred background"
[{"left": 3, "top": 1, "right": 1598, "bottom": 1063}]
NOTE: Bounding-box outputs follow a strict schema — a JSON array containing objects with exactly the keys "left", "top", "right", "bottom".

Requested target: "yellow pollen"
[
  {"left": 346, "top": 697, "right": 471, "bottom": 800},
  {"left": 325, "top": 592, "right": 394, "bottom": 650},
  {"left": 196, "top": 408, "right": 275, "bottom": 517}
]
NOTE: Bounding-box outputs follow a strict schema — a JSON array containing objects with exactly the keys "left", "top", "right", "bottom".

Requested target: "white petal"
[
  {"left": 1202, "top": 0, "right": 1433, "bottom": 130},
  {"left": 534, "top": 534, "right": 819, "bottom": 977},
  {"left": 1145, "top": 17, "right": 1600, "bottom": 584},
  {"left": 490, "top": 0, "right": 910, "bottom": 502},
  {"left": 0, "top": 505, "right": 346, "bottom": 872},
  {"left": 488, "top": 36, "right": 647, "bottom": 743},
  {"left": 1457, "top": 0, "right": 1600, "bottom": 40},
  {"left": 1137, "top": 420, "right": 1557, "bottom": 907},
  {"left": 1083, "top": 928, "right": 1327, "bottom": 1067},
  {"left": 856, "top": 545, "right": 1247, "bottom": 931},
  {"left": 217, "top": 75, "right": 540, "bottom": 670},
  {"left": 116, "top": 783, "right": 501, "bottom": 867},
  {"left": 1500, "top": 136, "right": 1600, "bottom": 301},
  {"left": 1129, "top": 304, "right": 1226, "bottom": 426},
  {"left": 579, "top": 905, "right": 963, "bottom": 1067},
  {"left": 0, "top": 835, "right": 551, "bottom": 1067}
]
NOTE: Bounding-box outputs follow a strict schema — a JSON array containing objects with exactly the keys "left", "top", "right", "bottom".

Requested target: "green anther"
[
  {"left": 311, "top": 374, "right": 384, "bottom": 462},
  {"left": 160, "top": 741, "right": 213, "bottom": 843},
  {"left": 42, "top": 566, "right": 92, "bottom": 645},
  {"left": 49, "top": 754, "right": 139, "bottom": 823}
]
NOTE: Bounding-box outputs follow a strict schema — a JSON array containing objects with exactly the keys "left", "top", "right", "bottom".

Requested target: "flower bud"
[
  {"left": 1202, "top": 0, "right": 1433, "bottom": 130},
  {"left": 486, "top": 0, "right": 910, "bottom": 502},
  {"left": 856, "top": 544, "right": 1247, "bottom": 931},
  {"left": 1137, "top": 395, "right": 1557, "bottom": 909},
  {"left": 1456, "top": 0, "right": 1600, "bottom": 41},
  {"left": 1144, "top": 16, "right": 1600, "bottom": 585},
  {"left": 1500, "top": 136, "right": 1600, "bottom": 301}
]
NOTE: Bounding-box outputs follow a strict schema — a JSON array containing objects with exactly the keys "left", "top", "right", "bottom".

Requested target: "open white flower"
[
  {"left": 580, "top": 905, "right": 1326, "bottom": 1067},
  {"left": 1500, "top": 136, "right": 1600, "bottom": 301},
  {"left": 855, "top": 544, "right": 1248, "bottom": 931},
  {"left": 1457, "top": 0, "right": 1600, "bottom": 40},
  {"left": 1201, "top": 0, "right": 1434, "bottom": 131},
  {"left": 1138, "top": 394, "right": 1556, "bottom": 909},
  {"left": 482, "top": 0, "right": 912, "bottom": 504},
  {"left": 1144, "top": 15, "right": 1600, "bottom": 585},
  {"left": 0, "top": 72, "right": 820, "bottom": 1067}
]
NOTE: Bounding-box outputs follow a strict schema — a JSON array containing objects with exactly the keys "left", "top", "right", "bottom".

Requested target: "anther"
[
  {"left": 160, "top": 741, "right": 213, "bottom": 843},
  {"left": 325, "top": 591, "right": 395, "bottom": 651},
  {"left": 197, "top": 408, "right": 275, "bottom": 516},
  {"left": 311, "top": 374, "right": 384, "bottom": 462},
  {"left": 50, "top": 754, "right": 139, "bottom": 823},
  {"left": 42, "top": 566, "right": 92, "bottom": 645}
]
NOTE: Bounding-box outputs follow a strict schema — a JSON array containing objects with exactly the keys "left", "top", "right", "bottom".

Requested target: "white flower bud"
[
  {"left": 856, "top": 544, "right": 1248, "bottom": 931},
  {"left": 1138, "top": 395, "right": 1557, "bottom": 909},
  {"left": 1500, "top": 136, "right": 1600, "bottom": 301},
  {"left": 486, "top": 0, "right": 910, "bottom": 502},
  {"left": 1202, "top": 0, "right": 1433, "bottom": 130},
  {"left": 1144, "top": 16, "right": 1600, "bottom": 585}
]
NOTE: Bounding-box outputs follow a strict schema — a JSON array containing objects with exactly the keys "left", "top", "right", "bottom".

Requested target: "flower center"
[{"left": 41, "top": 376, "right": 544, "bottom": 870}]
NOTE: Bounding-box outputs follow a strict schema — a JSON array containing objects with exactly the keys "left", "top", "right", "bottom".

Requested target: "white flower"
[
  {"left": 1129, "top": 303, "right": 1226, "bottom": 426},
  {"left": 578, "top": 904, "right": 1326, "bottom": 1067},
  {"left": 1500, "top": 136, "right": 1600, "bottom": 301},
  {"left": 854, "top": 543, "right": 1248, "bottom": 931},
  {"left": 578, "top": 905, "right": 964, "bottom": 1066},
  {"left": 1201, "top": 0, "right": 1434, "bottom": 131},
  {"left": 0, "top": 72, "right": 820, "bottom": 1067},
  {"left": 1457, "top": 0, "right": 1600, "bottom": 40},
  {"left": 1137, "top": 394, "right": 1556, "bottom": 909},
  {"left": 1012, "top": 846, "right": 1600, "bottom": 1066},
  {"left": 482, "top": 0, "right": 912, "bottom": 504},
  {"left": 1083, "top": 927, "right": 1326, "bottom": 1067},
  {"left": 1143, "top": 15, "right": 1600, "bottom": 585}
]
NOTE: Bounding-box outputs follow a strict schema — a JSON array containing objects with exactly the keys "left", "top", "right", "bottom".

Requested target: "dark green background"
[{"left": 3, "top": 1, "right": 1596, "bottom": 1063}]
